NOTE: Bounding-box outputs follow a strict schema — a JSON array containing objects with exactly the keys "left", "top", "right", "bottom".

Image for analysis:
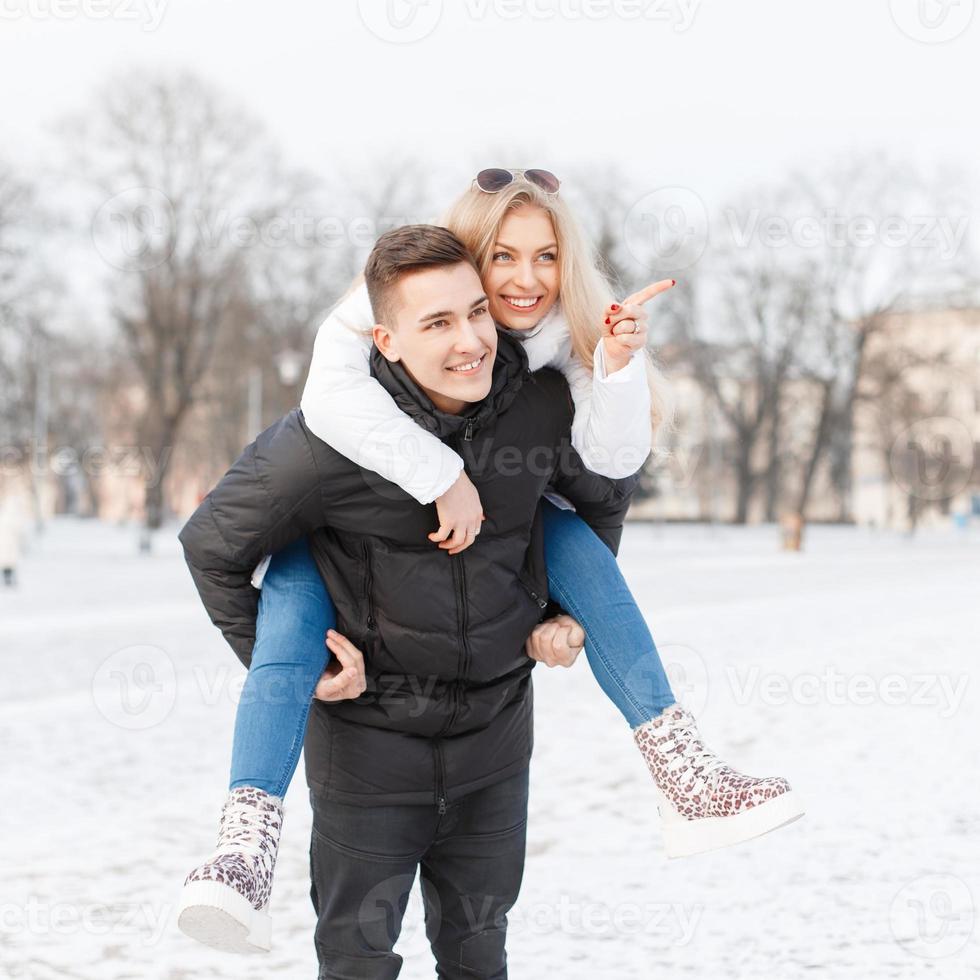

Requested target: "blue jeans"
[{"left": 229, "top": 502, "right": 676, "bottom": 795}]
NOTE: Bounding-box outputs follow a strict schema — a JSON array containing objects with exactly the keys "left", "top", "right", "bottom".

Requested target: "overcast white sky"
[{"left": 2, "top": 0, "right": 977, "bottom": 208}]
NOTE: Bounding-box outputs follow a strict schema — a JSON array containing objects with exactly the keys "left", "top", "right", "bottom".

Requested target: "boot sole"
[
  {"left": 661, "top": 789, "right": 805, "bottom": 859},
  {"left": 177, "top": 879, "right": 272, "bottom": 954}
]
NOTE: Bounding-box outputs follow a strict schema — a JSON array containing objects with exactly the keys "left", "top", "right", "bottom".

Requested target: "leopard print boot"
[
  {"left": 177, "top": 786, "right": 284, "bottom": 953},
  {"left": 633, "top": 703, "right": 804, "bottom": 858}
]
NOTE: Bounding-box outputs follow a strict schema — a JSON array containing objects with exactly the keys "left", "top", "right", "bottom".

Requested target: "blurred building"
[
  {"left": 639, "top": 306, "right": 980, "bottom": 529},
  {"left": 852, "top": 305, "right": 980, "bottom": 530},
  {"left": 25, "top": 307, "right": 980, "bottom": 533}
]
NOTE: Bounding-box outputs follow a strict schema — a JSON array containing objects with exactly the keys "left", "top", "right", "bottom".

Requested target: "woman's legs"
[
  {"left": 228, "top": 536, "right": 336, "bottom": 796},
  {"left": 540, "top": 499, "right": 804, "bottom": 854},
  {"left": 541, "top": 499, "right": 675, "bottom": 726}
]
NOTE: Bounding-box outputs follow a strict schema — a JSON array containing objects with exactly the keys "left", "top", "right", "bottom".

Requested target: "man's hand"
[
  {"left": 314, "top": 630, "right": 367, "bottom": 701},
  {"left": 429, "top": 470, "right": 486, "bottom": 556},
  {"left": 525, "top": 614, "right": 586, "bottom": 668}
]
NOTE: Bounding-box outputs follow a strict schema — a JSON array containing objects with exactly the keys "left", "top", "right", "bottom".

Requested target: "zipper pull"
[
  {"left": 463, "top": 420, "right": 474, "bottom": 442},
  {"left": 438, "top": 796, "right": 448, "bottom": 815}
]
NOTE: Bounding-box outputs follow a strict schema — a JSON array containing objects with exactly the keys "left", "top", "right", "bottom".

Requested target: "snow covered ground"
[{"left": 1, "top": 516, "right": 978, "bottom": 979}]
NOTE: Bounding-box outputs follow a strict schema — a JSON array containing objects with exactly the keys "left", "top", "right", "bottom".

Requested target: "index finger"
[{"left": 622, "top": 278, "right": 676, "bottom": 307}]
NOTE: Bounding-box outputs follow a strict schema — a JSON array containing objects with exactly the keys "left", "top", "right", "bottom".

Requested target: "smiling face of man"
[{"left": 373, "top": 261, "right": 498, "bottom": 416}]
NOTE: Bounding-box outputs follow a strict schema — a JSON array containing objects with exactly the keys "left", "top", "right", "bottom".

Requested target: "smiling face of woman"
[{"left": 484, "top": 203, "right": 560, "bottom": 331}]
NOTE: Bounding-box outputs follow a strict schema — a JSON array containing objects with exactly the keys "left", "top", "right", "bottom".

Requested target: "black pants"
[{"left": 309, "top": 768, "right": 529, "bottom": 979}]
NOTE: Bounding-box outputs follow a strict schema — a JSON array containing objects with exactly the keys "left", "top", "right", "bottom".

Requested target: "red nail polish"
[
  {"left": 610, "top": 304, "right": 620, "bottom": 311},
  {"left": 671, "top": 279, "right": 676, "bottom": 286},
  {"left": 605, "top": 317, "right": 610, "bottom": 324}
]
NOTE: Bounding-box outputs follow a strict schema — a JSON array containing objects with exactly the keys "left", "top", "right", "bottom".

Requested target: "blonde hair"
[
  {"left": 333, "top": 177, "right": 674, "bottom": 443},
  {"left": 440, "top": 180, "right": 674, "bottom": 443}
]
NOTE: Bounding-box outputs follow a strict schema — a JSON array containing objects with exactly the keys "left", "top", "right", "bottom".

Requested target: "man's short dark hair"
[{"left": 365, "top": 225, "right": 479, "bottom": 327}]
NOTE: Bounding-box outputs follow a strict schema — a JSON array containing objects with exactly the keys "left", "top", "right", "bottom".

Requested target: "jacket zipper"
[
  {"left": 434, "top": 739, "right": 447, "bottom": 814},
  {"left": 361, "top": 541, "right": 376, "bottom": 630},
  {"left": 444, "top": 555, "right": 471, "bottom": 730},
  {"left": 433, "top": 424, "right": 474, "bottom": 814},
  {"left": 457, "top": 554, "right": 471, "bottom": 676},
  {"left": 521, "top": 578, "right": 549, "bottom": 610}
]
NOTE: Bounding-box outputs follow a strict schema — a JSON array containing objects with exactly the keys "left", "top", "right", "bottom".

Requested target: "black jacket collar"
[{"left": 369, "top": 329, "right": 530, "bottom": 439}]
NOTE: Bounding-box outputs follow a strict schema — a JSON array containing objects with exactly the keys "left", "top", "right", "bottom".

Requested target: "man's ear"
[{"left": 372, "top": 323, "right": 400, "bottom": 362}]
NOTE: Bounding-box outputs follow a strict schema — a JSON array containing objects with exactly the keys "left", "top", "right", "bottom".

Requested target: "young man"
[{"left": 178, "top": 225, "right": 636, "bottom": 978}]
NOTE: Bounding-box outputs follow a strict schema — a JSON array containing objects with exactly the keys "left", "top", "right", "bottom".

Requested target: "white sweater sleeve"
[
  {"left": 299, "top": 282, "right": 464, "bottom": 505},
  {"left": 530, "top": 309, "right": 652, "bottom": 478}
]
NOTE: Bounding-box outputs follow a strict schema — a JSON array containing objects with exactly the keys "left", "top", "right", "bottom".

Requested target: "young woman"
[{"left": 177, "top": 169, "right": 804, "bottom": 954}]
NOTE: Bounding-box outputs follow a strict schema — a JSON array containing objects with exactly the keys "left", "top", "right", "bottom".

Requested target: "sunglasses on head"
[{"left": 474, "top": 168, "right": 561, "bottom": 195}]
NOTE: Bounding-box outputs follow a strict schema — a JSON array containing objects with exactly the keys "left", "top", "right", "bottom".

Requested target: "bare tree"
[
  {"left": 787, "top": 150, "right": 973, "bottom": 521},
  {"left": 0, "top": 159, "right": 69, "bottom": 527},
  {"left": 61, "top": 70, "right": 287, "bottom": 547},
  {"left": 676, "top": 196, "right": 820, "bottom": 524}
]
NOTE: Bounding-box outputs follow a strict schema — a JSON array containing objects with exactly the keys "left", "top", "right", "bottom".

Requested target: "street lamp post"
[{"left": 244, "top": 348, "right": 306, "bottom": 443}]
